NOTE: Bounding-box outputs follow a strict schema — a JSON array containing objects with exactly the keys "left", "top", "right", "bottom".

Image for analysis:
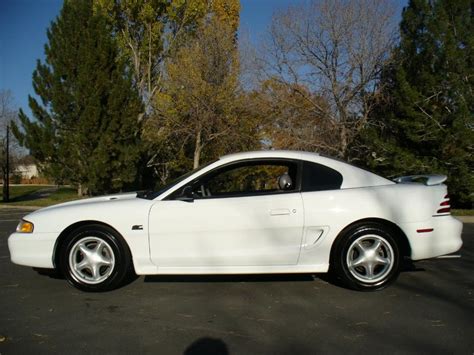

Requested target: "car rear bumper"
[
  {"left": 401, "top": 216, "right": 463, "bottom": 260},
  {"left": 8, "top": 232, "right": 57, "bottom": 268}
]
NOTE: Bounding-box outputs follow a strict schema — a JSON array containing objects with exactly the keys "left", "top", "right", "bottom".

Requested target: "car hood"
[
  {"left": 34, "top": 192, "right": 139, "bottom": 213},
  {"left": 22, "top": 192, "right": 154, "bottom": 234}
]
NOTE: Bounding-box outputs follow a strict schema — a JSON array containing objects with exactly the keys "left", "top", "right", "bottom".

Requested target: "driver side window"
[{"left": 193, "top": 160, "right": 297, "bottom": 198}]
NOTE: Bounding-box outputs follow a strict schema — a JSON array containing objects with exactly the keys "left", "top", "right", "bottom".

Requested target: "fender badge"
[{"left": 132, "top": 225, "right": 143, "bottom": 230}]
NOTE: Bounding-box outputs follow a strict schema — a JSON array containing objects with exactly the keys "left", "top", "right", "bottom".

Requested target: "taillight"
[{"left": 436, "top": 194, "right": 451, "bottom": 214}]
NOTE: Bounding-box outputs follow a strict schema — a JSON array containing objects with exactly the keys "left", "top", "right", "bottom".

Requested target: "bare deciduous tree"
[
  {"left": 145, "top": 17, "right": 257, "bottom": 183},
  {"left": 257, "top": 0, "right": 397, "bottom": 158},
  {"left": 94, "top": 0, "right": 207, "bottom": 122},
  {"left": 0, "top": 90, "right": 22, "bottom": 191}
]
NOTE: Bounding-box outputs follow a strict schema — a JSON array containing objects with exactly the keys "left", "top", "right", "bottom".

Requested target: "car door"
[{"left": 148, "top": 159, "right": 304, "bottom": 267}]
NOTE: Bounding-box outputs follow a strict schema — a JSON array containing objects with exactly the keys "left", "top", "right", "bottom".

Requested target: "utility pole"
[{"left": 3, "top": 122, "right": 9, "bottom": 202}]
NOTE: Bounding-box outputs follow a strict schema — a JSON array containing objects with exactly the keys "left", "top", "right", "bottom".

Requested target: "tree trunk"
[
  {"left": 2, "top": 169, "right": 8, "bottom": 202},
  {"left": 77, "top": 184, "right": 88, "bottom": 197},
  {"left": 340, "top": 125, "right": 348, "bottom": 159},
  {"left": 193, "top": 129, "right": 202, "bottom": 169}
]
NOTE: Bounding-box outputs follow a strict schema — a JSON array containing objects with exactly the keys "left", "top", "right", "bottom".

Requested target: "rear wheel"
[
  {"left": 59, "top": 224, "right": 132, "bottom": 292},
  {"left": 332, "top": 223, "right": 400, "bottom": 291}
]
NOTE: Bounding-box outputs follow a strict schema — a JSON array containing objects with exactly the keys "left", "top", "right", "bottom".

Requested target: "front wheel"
[
  {"left": 332, "top": 223, "right": 400, "bottom": 291},
  {"left": 59, "top": 224, "right": 132, "bottom": 292}
]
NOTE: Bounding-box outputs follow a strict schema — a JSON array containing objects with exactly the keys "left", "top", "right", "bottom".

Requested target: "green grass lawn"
[
  {"left": 0, "top": 185, "right": 45, "bottom": 200},
  {"left": 452, "top": 209, "right": 474, "bottom": 216},
  {"left": 0, "top": 185, "right": 80, "bottom": 207}
]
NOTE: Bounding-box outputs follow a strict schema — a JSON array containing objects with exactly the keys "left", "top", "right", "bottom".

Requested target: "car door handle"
[{"left": 270, "top": 208, "right": 291, "bottom": 216}]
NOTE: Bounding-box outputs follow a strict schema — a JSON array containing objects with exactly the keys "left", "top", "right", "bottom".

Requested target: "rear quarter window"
[{"left": 302, "top": 161, "right": 343, "bottom": 192}]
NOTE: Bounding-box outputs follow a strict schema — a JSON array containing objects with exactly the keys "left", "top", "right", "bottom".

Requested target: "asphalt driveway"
[{"left": 0, "top": 208, "right": 472, "bottom": 354}]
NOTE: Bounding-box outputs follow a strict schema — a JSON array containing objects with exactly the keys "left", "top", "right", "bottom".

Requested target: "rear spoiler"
[{"left": 393, "top": 174, "right": 447, "bottom": 186}]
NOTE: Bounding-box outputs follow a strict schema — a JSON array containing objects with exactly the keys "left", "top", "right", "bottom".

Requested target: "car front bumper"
[
  {"left": 8, "top": 232, "right": 57, "bottom": 268},
  {"left": 401, "top": 216, "right": 463, "bottom": 260}
]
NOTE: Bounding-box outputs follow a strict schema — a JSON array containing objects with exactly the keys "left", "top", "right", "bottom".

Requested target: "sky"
[
  {"left": 0, "top": 0, "right": 63, "bottom": 113},
  {"left": 0, "top": 0, "right": 406, "bottom": 116}
]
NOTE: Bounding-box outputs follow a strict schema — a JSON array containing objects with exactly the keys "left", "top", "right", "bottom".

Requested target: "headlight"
[{"left": 16, "top": 220, "right": 34, "bottom": 233}]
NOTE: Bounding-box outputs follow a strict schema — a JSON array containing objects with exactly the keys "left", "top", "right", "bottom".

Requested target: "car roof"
[
  {"left": 157, "top": 150, "right": 393, "bottom": 200},
  {"left": 220, "top": 150, "right": 319, "bottom": 162}
]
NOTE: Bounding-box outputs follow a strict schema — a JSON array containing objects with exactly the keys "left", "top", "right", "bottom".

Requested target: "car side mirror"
[{"left": 176, "top": 185, "right": 194, "bottom": 202}]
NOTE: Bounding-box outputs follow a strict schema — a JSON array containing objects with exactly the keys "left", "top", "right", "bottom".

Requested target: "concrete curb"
[
  {"left": 0, "top": 205, "right": 41, "bottom": 211},
  {"left": 457, "top": 216, "right": 474, "bottom": 223}
]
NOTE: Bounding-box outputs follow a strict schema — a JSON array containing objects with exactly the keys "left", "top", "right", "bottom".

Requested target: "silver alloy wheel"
[
  {"left": 68, "top": 237, "right": 115, "bottom": 285},
  {"left": 346, "top": 234, "right": 394, "bottom": 284}
]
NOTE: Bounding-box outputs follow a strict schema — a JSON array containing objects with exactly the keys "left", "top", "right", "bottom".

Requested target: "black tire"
[
  {"left": 59, "top": 224, "right": 133, "bottom": 292},
  {"left": 331, "top": 223, "right": 400, "bottom": 291}
]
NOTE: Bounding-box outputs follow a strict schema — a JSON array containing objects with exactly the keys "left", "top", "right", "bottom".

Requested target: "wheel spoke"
[
  {"left": 78, "top": 243, "right": 91, "bottom": 256},
  {"left": 355, "top": 241, "right": 367, "bottom": 253},
  {"left": 91, "top": 264, "right": 101, "bottom": 280},
  {"left": 349, "top": 255, "right": 366, "bottom": 269},
  {"left": 75, "top": 259, "right": 90, "bottom": 271},
  {"left": 90, "top": 241, "right": 112, "bottom": 267},
  {"left": 371, "top": 239, "right": 382, "bottom": 252},
  {"left": 375, "top": 255, "right": 390, "bottom": 266},
  {"left": 365, "top": 262, "right": 375, "bottom": 279},
  {"left": 98, "top": 255, "right": 112, "bottom": 267},
  {"left": 94, "top": 240, "right": 105, "bottom": 253}
]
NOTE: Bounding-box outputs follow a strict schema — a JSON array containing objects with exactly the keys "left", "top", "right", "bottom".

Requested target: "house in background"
[
  {"left": 14, "top": 156, "right": 49, "bottom": 184},
  {"left": 16, "top": 163, "right": 38, "bottom": 180}
]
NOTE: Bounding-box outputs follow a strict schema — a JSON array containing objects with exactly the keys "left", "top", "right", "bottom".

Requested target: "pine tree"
[
  {"left": 13, "top": 0, "right": 142, "bottom": 195},
  {"left": 359, "top": 0, "right": 473, "bottom": 207}
]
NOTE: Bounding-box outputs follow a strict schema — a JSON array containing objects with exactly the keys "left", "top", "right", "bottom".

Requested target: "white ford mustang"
[{"left": 8, "top": 150, "right": 463, "bottom": 292}]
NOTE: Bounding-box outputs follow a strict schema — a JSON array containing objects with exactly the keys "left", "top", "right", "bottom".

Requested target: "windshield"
[{"left": 139, "top": 159, "right": 218, "bottom": 200}]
